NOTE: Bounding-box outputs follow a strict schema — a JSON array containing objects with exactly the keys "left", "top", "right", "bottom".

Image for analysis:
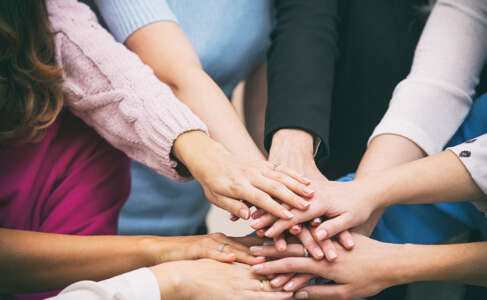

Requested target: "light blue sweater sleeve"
[{"left": 94, "top": 0, "right": 178, "bottom": 43}]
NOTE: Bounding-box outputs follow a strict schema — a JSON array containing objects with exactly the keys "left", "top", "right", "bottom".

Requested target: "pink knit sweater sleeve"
[{"left": 46, "top": 0, "right": 209, "bottom": 181}]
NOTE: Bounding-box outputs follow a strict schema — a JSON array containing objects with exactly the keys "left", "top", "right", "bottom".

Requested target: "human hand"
[
  {"left": 260, "top": 171, "right": 384, "bottom": 243},
  {"left": 150, "top": 259, "right": 294, "bottom": 300},
  {"left": 252, "top": 234, "right": 404, "bottom": 299},
  {"left": 172, "top": 131, "right": 314, "bottom": 220},
  {"left": 144, "top": 233, "right": 268, "bottom": 266}
]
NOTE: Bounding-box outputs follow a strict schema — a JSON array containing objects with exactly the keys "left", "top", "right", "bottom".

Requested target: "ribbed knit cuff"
[{"left": 95, "top": 0, "right": 178, "bottom": 43}]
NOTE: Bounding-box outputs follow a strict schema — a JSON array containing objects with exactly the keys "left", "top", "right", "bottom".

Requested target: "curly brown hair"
[{"left": 0, "top": 0, "right": 63, "bottom": 143}]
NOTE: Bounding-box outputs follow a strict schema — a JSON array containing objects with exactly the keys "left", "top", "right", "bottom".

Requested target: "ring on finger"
[{"left": 218, "top": 242, "right": 229, "bottom": 252}]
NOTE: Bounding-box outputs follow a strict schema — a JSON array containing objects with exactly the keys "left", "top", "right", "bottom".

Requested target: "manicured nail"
[
  {"left": 265, "top": 228, "right": 275, "bottom": 237},
  {"left": 252, "top": 264, "right": 263, "bottom": 271},
  {"left": 346, "top": 237, "right": 355, "bottom": 248},
  {"left": 314, "top": 248, "right": 324, "bottom": 259},
  {"left": 295, "top": 291, "right": 309, "bottom": 299},
  {"left": 301, "top": 200, "right": 311, "bottom": 208},
  {"left": 310, "top": 218, "right": 322, "bottom": 226},
  {"left": 290, "top": 225, "right": 301, "bottom": 234},
  {"left": 255, "top": 256, "right": 266, "bottom": 261},
  {"left": 303, "top": 187, "right": 314, "bottom": 196},
  {"left": 283, "top": 210, "right": 294, "bottom": 219},
  {"left": 263, "top": 240, "right": 274, "bottom": 246},
  {"left": 250, "top": 246, "right": 263, "bottom": 255},
  {"left": 327, "top": 249, "right": 337, "bottom": 260},
  {"left": 301, "top": 176, "right": 312, "bottom": 185},
  {"left": 316, "top": 229, "right": 327, "bottom": 240},
  {"left": 240, "top": 209, "right": 249, "bottom": 220},
  {"left": 271, "top": 277, "right": 282, "bottom": 286},
  {"left": 283, "top": 281, "right": 294, "bottom": 291},
  {"left": 277, "top": 243, "right": 286, "bottom": 252},
  {"left": 225, "top": 253, "right": 236, "bottom": 259}
]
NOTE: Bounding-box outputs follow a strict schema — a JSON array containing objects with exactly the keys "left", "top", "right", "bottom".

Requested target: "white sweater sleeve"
[
  {"left": 46, "top": 268, "right": 160, "bottom": 300},
  {"left": 370, "top": 0, "right": 487, "bottom": 154}
]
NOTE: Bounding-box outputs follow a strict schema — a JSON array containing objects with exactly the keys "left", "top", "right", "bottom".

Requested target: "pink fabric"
[
  {"left": 0, "top": 111, "right": 131, "bottom": 300},
  {"left": 47, "top": 0, "right": 209, "bottom": 181}
]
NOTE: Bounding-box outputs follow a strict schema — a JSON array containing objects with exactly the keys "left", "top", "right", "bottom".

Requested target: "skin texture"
[
  {"left": 258, "top": 145, "right": 485, "bottom": 244},
  {"left": 126, "top": 21, "right": 314, "bottom": 220},
  {"left": 0, "top": 229, "right": 264, "bottom": 293},
  {"left": 262, "top": 129, "right": 354, "bottom": 257},
  {"left": 150, "top": 259, "right": 294, "bottom": 300},
  {"left": 251, "top": 235, "right": 487, "bottom": 299}
]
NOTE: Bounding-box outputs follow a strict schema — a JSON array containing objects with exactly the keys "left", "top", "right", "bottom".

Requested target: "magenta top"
[{"left": 0, "top": 111, "right": 130, "bottom": 299}]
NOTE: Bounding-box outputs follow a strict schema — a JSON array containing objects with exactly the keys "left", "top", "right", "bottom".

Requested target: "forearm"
[
  {"left": 353, "top": 134, "right": 427, "bottom": 235},
  {"left": 356, "top": 134, "right": 426, "bottom": 178},
  {"left": 0, "top": 229, "right": 160, "bottom": 293},
  {"left": 397, "top": 242, "right": 487, "bottom": 286},
  {"left": 365, "top": 150, "right": 485, "bottom": 207},
  {"left": 126, "top": 22, "right": 263, "bottom": 160}
]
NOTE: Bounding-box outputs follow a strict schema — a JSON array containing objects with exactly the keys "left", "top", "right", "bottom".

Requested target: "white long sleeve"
[
  {"left": 369, "top": 0, "right": 487, "bottom": 212},
  {"left": 46, "top": 268, "right": 160, "bottom": 300},
  {"left": 370, "top": 0, "right": 487, "bottom": 155}
]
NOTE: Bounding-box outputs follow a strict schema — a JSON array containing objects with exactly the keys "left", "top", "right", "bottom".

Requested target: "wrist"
[
  {"left": 172, "top": 131, "right": 228, "bottom": 178},
  {"left": 149, "top": 263, "right": 180, "bottom": 300},
  {"left": 269, "top": 129, "right": 316, "bottom": 173}
]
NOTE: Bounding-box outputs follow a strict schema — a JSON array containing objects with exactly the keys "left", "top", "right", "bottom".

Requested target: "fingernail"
[
  {"left": 301, "top": 176, "right": 312, "bottom": 185},
  {"left": 283, "top": 210, "right": 294, "bottom": 219},
  {"left": 277, "top": 243, "right": 286, "bottom": 252},
  {"left": 304, "top": 187, "right": 314, "bottom": 195},
  {"left": 271, "top": 277, "right": 281, "bottom": 286},
  {"left": 250, "top": 219, "right": 260, "bottom": 228},
  {"left": 311, "top": 218, "right": 322, "bottom": 226},
  {"left": 346, "top": 237, "right": 355, "bottom": 248},
  {"left": 250, "top": 246, "right": 263, "bottom": 254},
  {"left": 301, "top": 200, "right": 310, "bottom": 208},
  {"left": 315, "top": 248, "right": 324, "bottom": 259},
  {"left": 225, "top": 253, "right": 236, "bottom": 259},
  {"left": 295, "top": 291, "right": 309, "bottom": 299},
  {"left": 252, "top": 264, "right": 263, "bottom": 271},
  {"left": 283, "top": 281, "right": 294, "bottom": 291},
  {"left": 265, "top": 228, "right": 275, "bottom": 237},
  {"left": 316, "top": 229, "right": 327, "bottom": 240},
  {"left": 240, "top": 209, "right": 249, "bottom": 220},
  {"left": 255, "top": 256, "right": 266, "bottom": 261},
  {"left": 327, "top": 249, "right": 337, "bottom": 260},
  {"left": 263, "top": 240, "right": 274, "bottom": 246}
]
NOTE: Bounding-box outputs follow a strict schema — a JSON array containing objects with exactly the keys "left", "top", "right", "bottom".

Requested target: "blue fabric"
[
  {"left": 95, "top": 0, "right": 178, "bottom": 43},
  {"left": 97, "top": 1, "right": 273, "bottom": 235},
  {"left": 338, "top": 93, "right": 487, "bottom": 243}
]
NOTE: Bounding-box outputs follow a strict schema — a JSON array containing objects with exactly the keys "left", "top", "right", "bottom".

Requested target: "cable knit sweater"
[{"left": 47, "top": 0, "right": 208, "bottom": 181}]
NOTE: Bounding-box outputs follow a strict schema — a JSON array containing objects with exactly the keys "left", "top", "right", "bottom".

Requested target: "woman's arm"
[
  {"left": 260, "top": 146, "right": 486, "bottom": 241},
  {"left": 48, "top": 0, "right": 313, "bottom": 219},
  {"left": 96, "top": 0, "right": 264, "bottom": 160},
  {"left": 354, "top": 0, "right": 487, "bottom": 234},
  {"left": 0, "top": 228, "right": 264, "bottom": 293},
  {"left": 251, "top": 234, "right": 487, "bottom": 299}
]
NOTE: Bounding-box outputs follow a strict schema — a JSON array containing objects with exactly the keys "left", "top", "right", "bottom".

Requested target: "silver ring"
[
  {"left": 218, "top": 242, "right": 229, "bottom": 252},
  {"left": 303, "top": 247, "right": 310, "bottom": 257}
]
